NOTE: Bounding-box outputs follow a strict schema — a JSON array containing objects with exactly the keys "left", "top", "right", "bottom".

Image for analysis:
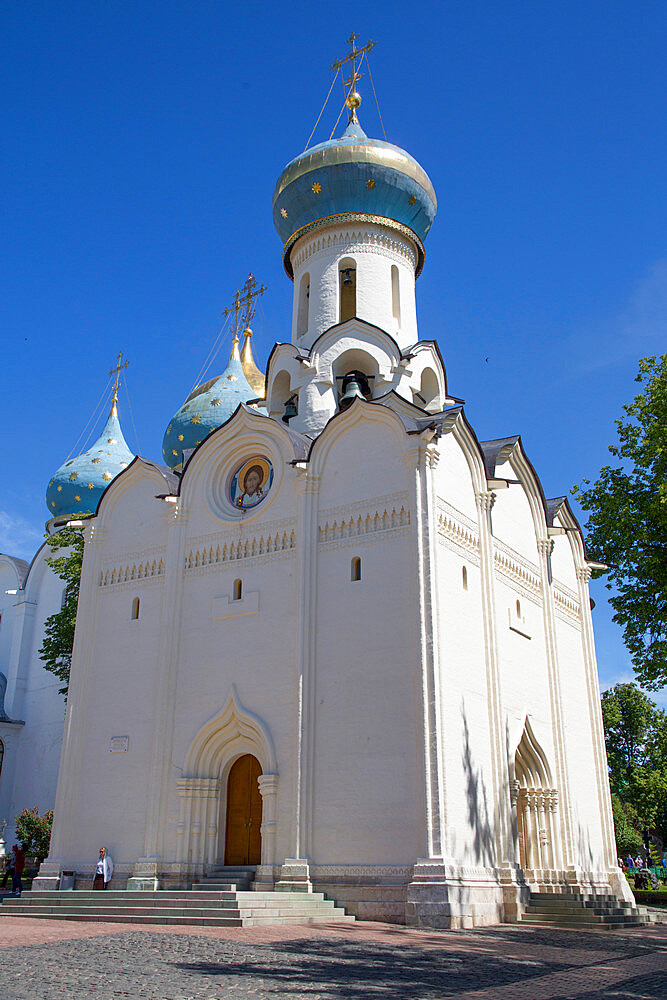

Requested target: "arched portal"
[
  {"left": 512, "top": 719, "right": 561, "bottom": 879},
  {"left": 177, "top": 688, "right": 278, "bottom": 876},
  {"left": 224, "top": 754, "right": 263, "bottom": 865}
]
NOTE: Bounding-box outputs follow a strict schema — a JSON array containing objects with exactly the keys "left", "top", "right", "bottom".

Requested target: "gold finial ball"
[{"left": 346, "top": 91, "right": 362, "bottom": 111}]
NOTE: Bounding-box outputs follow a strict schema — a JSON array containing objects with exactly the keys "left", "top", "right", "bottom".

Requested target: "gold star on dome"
[
  {"left": 57, "top": 485, "right": 62, "bottom": 492},
  {"left": 87, "top": 483, "right": 95, "bottom": 489},
  {"left": 102, "top": 472, "right": 112, "bottom": 481},
  {"left": 178, "top": 434, "right": 184, "bottom": 441},
  {"left": 191, "top": 414, "right": 202, "bottom": 424},
  {"left": 51, "top": 501, "right": 56, "bottom": 508},
  {"left": 107, "top": 437, "right": 117, "bottom": 444},
  {"left": 226, "top": 374, "right": 238, "bottom": 382},
  {"left": 74, "top": 495, "right": 81, "bottom": 502},
  {"left": 91, "top": 457, "right": 101, "bottom": 463},
  {"left": 211, "top": 397, "right": 221, "bottom": 406},
  {"left": 69, "top": 472, "right": 78, "bottom": 481},
  {"left": 280, "top": 208, "right": 288, "bottom": 218},
  {"left": 172, "top": 449, "right": 178, "bottom": 456},
  {"left": 119, "top": 462, "right": 127, "bottom": 468},
  {"left": 195, "top": 440, "right": 201, "bottom": 445},
  {"left": 408, "top": 194, "right": 416, "bottom": 206},
  {"left": 167, "top": 423, "right": 173, "bottom": 433},
  {"left": 312, "top": 181, "right": 322, "bottom": 194},
  {"left": 366, "top": 178, "right": 376, "bottom": 190}
]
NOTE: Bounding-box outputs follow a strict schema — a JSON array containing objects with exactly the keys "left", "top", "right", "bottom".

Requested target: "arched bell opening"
[
  {"left": 411, "top": 367, "right": 441, "bottom": 412},
  {"left": 338, "top": 256, "right": 357, "bottom": 322},
  {"left": 332, "top": 348, "right": 379, "bottom": 411},
  {"left": 511, "top": 720, "right": 562, "bottom": 886}
]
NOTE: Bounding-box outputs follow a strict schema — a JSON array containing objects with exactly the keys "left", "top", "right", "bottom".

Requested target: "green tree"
[
  {"left": 610, "top": 795, "right": 643, "bottom": 857},
  {"left": 39, "top": 521, "right": 87, "bottom": 698},
  {"left": 601, "top": 683, "right": 667, "bottom": 841},
  {"left": 15, "top": 807, "right": 53, "bottom": 863},
  {"left": 572, "top": 355, "right": 667, "bottom": 690}
]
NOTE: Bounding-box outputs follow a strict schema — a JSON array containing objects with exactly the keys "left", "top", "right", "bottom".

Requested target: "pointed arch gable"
[
  {"left": 511, "top": 716, "right": 554, "bottom": 788},
  {"left": 184, "top": 686, "right": 277, "bottom": 778}
]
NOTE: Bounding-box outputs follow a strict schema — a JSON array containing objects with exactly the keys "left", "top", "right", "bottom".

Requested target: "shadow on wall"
[{"left": 460, "top": 708, "right": 497, "bottom": 867}]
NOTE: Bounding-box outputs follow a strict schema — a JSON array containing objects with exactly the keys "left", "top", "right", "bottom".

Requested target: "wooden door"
[{"left": 224, "top": 754, "right": 262, "bottom": 865}]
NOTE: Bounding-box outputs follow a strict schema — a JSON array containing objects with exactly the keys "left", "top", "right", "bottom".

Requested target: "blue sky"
[{"left": 2, "top": 1, "right": 665, "bottom": 701}]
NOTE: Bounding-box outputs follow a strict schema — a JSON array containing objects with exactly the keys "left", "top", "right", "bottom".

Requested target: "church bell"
[{"left": 339, "top": 371, "right": 371, "bottom": 411}]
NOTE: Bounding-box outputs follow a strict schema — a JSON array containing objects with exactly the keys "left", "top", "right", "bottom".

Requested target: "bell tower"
[{"left": 272, "top": 37, "right": 437, "bottom": 354}]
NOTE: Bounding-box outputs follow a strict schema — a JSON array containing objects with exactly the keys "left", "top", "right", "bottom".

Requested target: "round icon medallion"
[{"left": 228, "top": 456, "right": 274, "bottom": 511}]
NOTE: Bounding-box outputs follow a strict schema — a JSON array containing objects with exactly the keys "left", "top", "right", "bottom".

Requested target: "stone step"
[
  {"left": 520, "top": 914, "right": 645, "bottom": 928},
  {"left": 20, "top": 890, "right": 326, "bottom": 902},
  {"left": 0, "top": 910, "right": 354, "bottom": 926},
  {"left": 1, "top": 903, "right": 348, "bottom": 920},
  {"left": 525, "top": 903, "right": 641, "bottom": 917},
  {"left": 191, "top": 882, "right": 250, "bottom": 891}
]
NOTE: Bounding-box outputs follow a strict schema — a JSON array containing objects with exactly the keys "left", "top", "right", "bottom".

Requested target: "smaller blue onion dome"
[
  {"left": 272, "top": 108, "right": 437, "bottom": 277},
  {"left": 46, "top": 398, "right": 134, "bottom": 519},
  {"left": 162, "top": 335, "right": 255, "bottom": 470}
]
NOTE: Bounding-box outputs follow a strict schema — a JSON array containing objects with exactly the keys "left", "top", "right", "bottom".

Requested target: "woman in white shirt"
[{"left": 92, "top": 846, "right": 114, "bottom": 889}]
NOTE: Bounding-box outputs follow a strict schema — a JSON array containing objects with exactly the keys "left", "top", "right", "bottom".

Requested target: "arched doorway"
[
  {"left": 512, "top": 721, "right": 560, "bottom": 878},
  {"left": 224, "top": 754, "right": 263, "bottom": 865}
]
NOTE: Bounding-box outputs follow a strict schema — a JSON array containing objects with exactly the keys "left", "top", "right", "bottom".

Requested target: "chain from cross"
[
  {"left": 223, "top": 274, "right": 266, "bottom": 335},
  {"left": 330, "top": 32, "right": 375, "bottom": 94},
  {"left": 108, "top": 351, "right": 129, "bottom": 403}
]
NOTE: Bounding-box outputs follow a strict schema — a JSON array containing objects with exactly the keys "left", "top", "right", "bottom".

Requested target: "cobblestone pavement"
[{"left": 0, "top": 918, "right": 665, "bottom": 999}]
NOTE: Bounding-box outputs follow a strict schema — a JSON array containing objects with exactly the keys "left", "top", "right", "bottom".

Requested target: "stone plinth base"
[
  {"left": 275, "top": 859, "right": 312, "bottom": 893},
  {"left": 406, "top": 860, "right": 506, "bottom": 929},
  {"left": 127, "top": 877, "right": 159, "bottom": 891},
  {"left": 31, "top": 876, "right": 61, "bottom": 891}
]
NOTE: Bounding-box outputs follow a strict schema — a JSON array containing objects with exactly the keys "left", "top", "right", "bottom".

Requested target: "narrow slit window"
[
  {"left": 462, "top": 565, "right": 468, "bottom": 591},
  {"left": 339, "top": 259, "right": 356, "bottom": 322},
  {"left": 351, "top": 556, "right": 362, "bottom": 582},
  {"left": 131, "top": 596, "right": 140, "bottom": 620},
  {"left": 297, "top": 272, "right": 310, "bottom": 338},
  {"left": 516, "top": 599, "right": 521, "bottom": 618},
  {"left": 233, "top": 579, "right": 243, "bottom": 601},
  {"left": 0, "top": 737, "right": 4, "bottom": 778},
  {"left": 391, "top": 265, "right": 401, "bottom": 325}
]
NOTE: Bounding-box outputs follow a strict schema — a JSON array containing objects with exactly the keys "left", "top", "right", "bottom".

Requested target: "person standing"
[
  {"left": 12, "top": 843, "right": 27, "bottom": 897},
  {"left": 1, "top": 846, "right": 16, "bottom": 889},
  {"left": 92, "top": 847, "right": 113, "bottom": 890}
]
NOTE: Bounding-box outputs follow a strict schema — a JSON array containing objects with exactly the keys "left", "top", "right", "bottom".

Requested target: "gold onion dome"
[{"left": 240, "top": 328, "right": 266, "bottom": 396}]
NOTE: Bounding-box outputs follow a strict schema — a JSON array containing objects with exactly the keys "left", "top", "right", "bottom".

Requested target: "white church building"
[{"left": 6, "top": 59, "right": 635, "bottom": 928}]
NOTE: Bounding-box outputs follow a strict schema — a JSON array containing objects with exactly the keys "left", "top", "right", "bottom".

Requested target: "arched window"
[
  {"left": 0, "top": 737, "right": 4, "bottom": 778},
  {"left": 297, "top": 272, "right": 310, "bottom": 338},
  {"left": 462, "top": 565, "right": 468, "bottom": 591},
  {"left": 351, "top": 556, "right": 362, "bottom": 582},
  {"left": 233, "top": 579, "right": 243, "bottom": 601},
  {"left": 339, "top": 257, "right": 356, "bottom": 322},
  {"left": 131, "top": 596, "right": 140, "bottom": 620},
  {"left": 391, "top": 265, "right": 401, "bottom": 325}
]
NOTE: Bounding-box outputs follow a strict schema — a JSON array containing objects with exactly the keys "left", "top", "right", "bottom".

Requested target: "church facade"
[{"left": 34, "top": 81, "right": 631, "bottom": 928}]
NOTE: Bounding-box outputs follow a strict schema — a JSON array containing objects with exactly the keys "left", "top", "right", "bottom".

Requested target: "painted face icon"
[{"left": 243, "top": 466, "right": 263, "bottom": 497}]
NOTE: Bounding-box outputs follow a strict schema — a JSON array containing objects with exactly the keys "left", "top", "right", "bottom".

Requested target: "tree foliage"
[
  {"left": 572, "top": 355, "right": 667, "bottom": 689},
  {"left": 601, "top": 683, "right": 667, "bottom": 848},
  {"left": 15, "top": 807, "right": 53, "bottom": 863},
  {"left": 38, "top": 521, "right": 87, "bottom": 698}
]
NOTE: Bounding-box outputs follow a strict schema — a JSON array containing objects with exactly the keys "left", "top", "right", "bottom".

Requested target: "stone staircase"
[
  {"left": 0, "top": 867, "right": 354, "bottom": 927},
  {"left": 519, "top": 891, "right": 650, "bottom": 929}
]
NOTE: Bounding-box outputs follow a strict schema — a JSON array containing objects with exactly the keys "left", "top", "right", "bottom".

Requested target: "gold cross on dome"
[
  {"left": 330, "top": 32, "right": 375, "bottom": 99},
  {"left": 108, "top": 351, "right": 129, "bottom": 404}
]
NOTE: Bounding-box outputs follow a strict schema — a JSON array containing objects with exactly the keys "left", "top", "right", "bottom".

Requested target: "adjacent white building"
[{"left": 17, "top": 87, "right": 633, "bottom": 927}]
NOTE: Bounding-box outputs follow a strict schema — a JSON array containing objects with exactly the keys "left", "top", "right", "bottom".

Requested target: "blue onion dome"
[
  {"left": 162, "top": 335, "right": 255, "bottom": 470},
  {"left": 272, "top": 109, "right": 437, "bottom": 277},
  {"left": 46, "top": 398, "right": 134, "bottom": 519}
]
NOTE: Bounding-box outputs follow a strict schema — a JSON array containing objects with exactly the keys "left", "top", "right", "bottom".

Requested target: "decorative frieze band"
[
  {"left": 185, "top": 530, "right": 296, "bottom": 572},
  {"left": 553, "top": 584, "right": 581, "bottom": 624},
  {"left": 318, "top": 504, "right": 410, "bottom": 546},
  {"left": 493, "top": 538, "right": 542, "bottom": 601},
  {"left": 292, "top": 226, "right": 417, "bottom": 272},
  {"left": 435, "top": 498, "right": 480, "bottom": 560},
  {"left": 99, "top": 553, "right": 166, "bottom": 588}
]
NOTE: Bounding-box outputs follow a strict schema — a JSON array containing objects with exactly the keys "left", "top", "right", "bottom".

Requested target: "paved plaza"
[{"left": 0, "top": 917, "right": 665, "bottom": 999}]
